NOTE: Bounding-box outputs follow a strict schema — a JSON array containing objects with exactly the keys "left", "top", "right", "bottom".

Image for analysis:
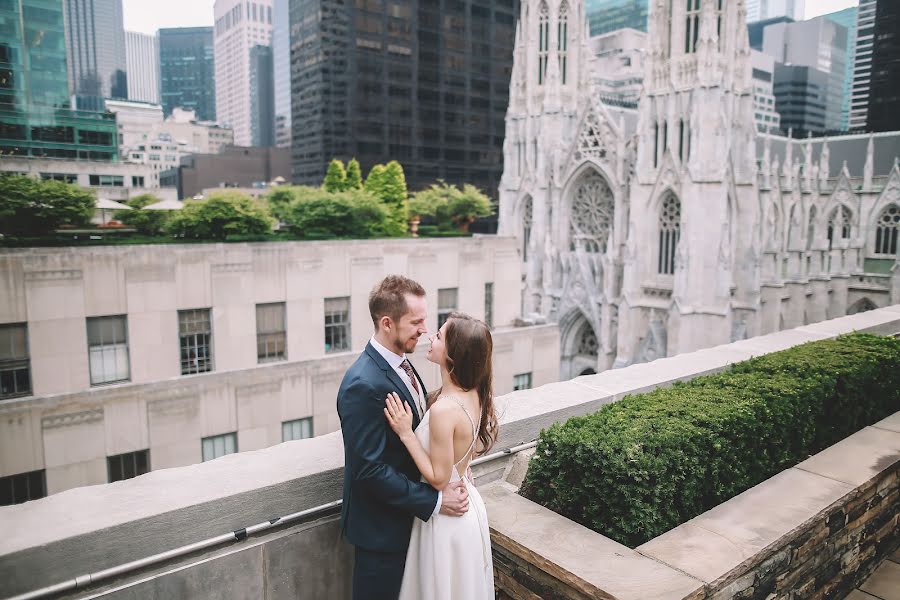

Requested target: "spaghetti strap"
[{"left": 442, "top": 395, "right": 481, "bottom": 470}]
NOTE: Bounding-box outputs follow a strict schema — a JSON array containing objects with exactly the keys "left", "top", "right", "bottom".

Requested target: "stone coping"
[
  {"left": 485, "top": 483, "right": 705, "bottom": 600},
  {"left": 1, "top": 306, "right": 899, "bottom": 583},
  {"left": 637, "top": 414, "right": 900, "bottom": 587},
  {"left": 487, "top": 411, "right": 900, "bottom": 599}
]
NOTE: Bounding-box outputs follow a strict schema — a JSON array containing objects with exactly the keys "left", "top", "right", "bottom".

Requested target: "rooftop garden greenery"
[
  {"left": 0, "top": 160, "right": 494, "bottom": 246},
  {"left": 520, "top": 333, "right": 900, "bottom": 547}
]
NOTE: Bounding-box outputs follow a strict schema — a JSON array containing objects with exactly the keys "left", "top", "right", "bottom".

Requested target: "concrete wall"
[
  {"left": 0, "top": 307, "right": 896, "bottom": 599},
  {"left": 0, "top": 237, "right": 558, "bottom": 495}
]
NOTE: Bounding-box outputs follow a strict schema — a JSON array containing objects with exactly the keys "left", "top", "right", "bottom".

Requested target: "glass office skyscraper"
[
  {"left": 63, "top": 0, "right": 128, "bottom": 102},
  {"left": 0, "top": 0, "right": 117, "bottom": 160},
  {"left": 586, "top": 0, "right": 648, "bottom": 36},
  {"left": 290, "top": 0, "right": 518, "bottom": 196},
  {"left": 159, "top": 27, "right": 216, "bottom": 122}
]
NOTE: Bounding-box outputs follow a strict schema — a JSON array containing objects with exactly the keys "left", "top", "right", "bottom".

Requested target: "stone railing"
[{"left": 1, "top": 307, "right": 899, "bottom": 599}]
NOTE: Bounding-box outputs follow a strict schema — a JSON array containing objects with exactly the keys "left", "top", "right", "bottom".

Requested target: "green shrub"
[
  {"left": 165, "top": 191, "right": 274, "bottom": 240},
  {"left": 323, "top": 159, "right": 348, "bottom": 192},
  {"left": 519, "top": 334, "right": 900, "bottom": 547},
  {"left": 113, "top": 194, "right": 169, "bottom": 235},
  {"left": 409, "top": 181, "right": 493, "bottom": 231},
  {"left": 282, "top": 187, "right": 405, "bottom": 238},
  {"left": 0, "top": 174, "right": 95, "bottom": 235}
]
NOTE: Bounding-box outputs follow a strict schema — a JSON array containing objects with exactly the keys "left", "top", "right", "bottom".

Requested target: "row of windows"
[
  {"left": 0, "top": 418, "right": 313, "bottom": 505},
  {"left": 0, "top": 286, "right": 496, "bottom": 399}
]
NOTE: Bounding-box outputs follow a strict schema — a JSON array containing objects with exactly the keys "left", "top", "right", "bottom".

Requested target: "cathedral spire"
[{"left": 819, "top": 137, "right": 830, "bottom": 186}]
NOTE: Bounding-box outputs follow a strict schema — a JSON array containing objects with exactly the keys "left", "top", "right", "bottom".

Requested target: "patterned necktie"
[{"left": 399, "top": 359, "right": 424, "bottom": 416}]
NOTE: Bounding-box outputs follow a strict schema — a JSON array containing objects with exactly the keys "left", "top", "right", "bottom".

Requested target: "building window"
[
  {"left": 324, "top": 297, "right": 350, "bottom": 353},
  {"left": 179, "top": 309, "right": 213, "bottom": 375},
  {"left": 0, "top": 323, "right": 31, "bottom": 400},
  {"left": 282, "top": 417, "right": 313, "bottom": 442},
  {"left": 484, "top": 283, "right": 494, "bottom": 329},
  {"left": 256, "top": 303, "right": 286, "bottom": 363},
  {"left": 658, "top": 194, "right": 681, "bottom": 275},
  {"left": 0, "top": 469, "right": 46, "bottom": 505},
  {"left": 87, "top": 316, "right": 130, "bottom": 385},
  {"left": 202, "top": 433, "right": 237, "bottom": 461},
  {"left": 538, "top": 1, "right": 549, "bottom": 84},
  {"left": 807, "top": 206, "right": 817, "bottom": 250},
  {"left": 131, "top": 176, "right": 145, "bottom": 187},
  {"left": 685, "top": 0, "right": 701, "bottom": 54},
  {"left": 558, "top": 1, "right": 569, "bottom": 85},
  {"left": 653, "top": 122, "right": 659, "bottom": 167},
  {"left": 513, "top": 372, "right": 532, "bottom": 391},
  {"left": 827, "top": 205, "right": 853, "bottom": 249},
  {"left": 88, "top": 174, "right": 124, "bottom": 187},
  {"left": 522, "top": 197, "right": 533, "bottom": 262},
  {"left": 874, "top": 205, "right": 899, "bottom": 255},
  {"left": 107, "top": 449, "right": 149, "bottom": 483},
  {"left": 437, "top": 288, "right": 458, "bottom": 329}
]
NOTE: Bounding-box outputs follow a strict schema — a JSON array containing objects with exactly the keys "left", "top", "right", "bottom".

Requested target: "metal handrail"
[{"left": 6, "top": 440, "right": 538, "bottom": 600}]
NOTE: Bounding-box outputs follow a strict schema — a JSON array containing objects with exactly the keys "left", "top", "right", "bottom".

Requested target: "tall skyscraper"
[
  {"left": 272, "top": 0, "right": 291, "bottom": 148},
  {"left": 125, "top": 31, "right": 160, "bottom": 104},
  {"left": 867, "top": 0, "right": 900, "bottom": 132},
  {"left": 850, "top": 0, "right": 876, "bottom": 130},
  {"left": 746, "top": 0, "right": 804, "bottom": 23},
  {"left": 290, "top": 0, "right": 518, "bottom": 195},
  {"left": 159, "top": 27, "right": 216, "bottom": 122},
  {"left": 214, "top": 0, "right": 273, "bottom": 146},
  {"left": 762, "top": 16, "right": 848, "bottom": 133},
  {"left": 63, "top": 0, "right": 128, "bottom": 102},
  {"left": 585, "top": 0, "right": 648, "bottom": 36},
  {"left": 0, "top": 0, "right": 117, "bottom": 160},
  {"left": 250, "top": 45, "right": 275, "bottom": 147},
  {"left": 824, "top": 7, "right": 857, "bottom": 132},
  {"left": 746, "top": 0, "right": 763, "bottom": 23}
]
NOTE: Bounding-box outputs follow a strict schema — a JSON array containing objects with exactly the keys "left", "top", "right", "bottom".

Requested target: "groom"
[{"left": 338, "top": 275, "right": 470, "bottom": 600}]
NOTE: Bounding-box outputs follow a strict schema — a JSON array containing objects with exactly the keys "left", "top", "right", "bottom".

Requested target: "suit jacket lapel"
[{"left": 365, "top": 342, "right": 422, "bottom": 428}]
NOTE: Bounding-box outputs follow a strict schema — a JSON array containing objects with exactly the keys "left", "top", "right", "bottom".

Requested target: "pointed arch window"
[
  {"left": 538, "top": 2, "right": 549, "bottom": 85},
  {"left": 874, "top": 205, "right": 900, "bottom": 255},
  {"left": 522, "top": 197, "right": 533, "bottom": 262},
  {"left": 806, "top": 206, "right": 817, "bottom": 250},
  {"left": 570, "top": 172, "right": 615, "bottom": 254},
  {"left": 716, "top": 0, "right": 724, "bottom": 51},
  {"left": 827, "top": 205, "right": 852, "bottom": 249},
  {"left": 558, "top": 1, "right": 569, "bottom": 85},
  {"left": 653, "top": 122, "right": 659, "bottom": 168},
  {"left": 576, "top": 322, "right": 599, "bottom": 357},
  {"left": 658, "top": 194, "right": 681, "bottom": 274},
  {"left": 685, "top": 0, "right": 701, "bottom": 54}
]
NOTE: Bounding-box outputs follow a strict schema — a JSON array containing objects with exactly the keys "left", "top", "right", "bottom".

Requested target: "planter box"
[{"left": 486, "top": 412, "right": 900, "bottom": 600}]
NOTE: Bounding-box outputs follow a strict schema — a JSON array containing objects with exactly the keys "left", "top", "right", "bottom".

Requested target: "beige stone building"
[{"left": 0, "top": 238, "right": 559, "bottom": 501}]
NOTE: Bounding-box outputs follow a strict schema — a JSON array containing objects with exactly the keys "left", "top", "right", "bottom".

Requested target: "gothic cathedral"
[{"left": 498, "top": 0, "right": 900, "bottom": 378}]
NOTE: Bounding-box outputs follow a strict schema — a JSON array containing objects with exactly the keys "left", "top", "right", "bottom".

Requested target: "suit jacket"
[{"left": 337, "top": 342, "right": 439, "bottom": 552}]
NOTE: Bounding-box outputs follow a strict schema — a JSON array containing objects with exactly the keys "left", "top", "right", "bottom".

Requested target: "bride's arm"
[{"left": 385, "top": 394, "right": 455, "bottom": 490}]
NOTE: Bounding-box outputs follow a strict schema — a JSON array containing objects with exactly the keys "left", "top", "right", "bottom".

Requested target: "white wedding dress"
[{"left": 398, "top": 398, "right": 494, "bottom": 600}]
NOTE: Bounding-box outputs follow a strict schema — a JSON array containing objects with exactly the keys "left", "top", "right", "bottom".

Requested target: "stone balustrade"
[{"left": 1, "top": 306, "right": 899, "bottom": 599}]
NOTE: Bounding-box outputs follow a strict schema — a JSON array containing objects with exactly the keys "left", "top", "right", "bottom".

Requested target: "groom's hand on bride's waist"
[{"left": 438, "top": 480, "right": 469, "bottom": 517}]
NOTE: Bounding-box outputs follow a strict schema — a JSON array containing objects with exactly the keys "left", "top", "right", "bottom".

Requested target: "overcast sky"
[{"left": 122, "top": 0, "right": 859, "bottom": 36}]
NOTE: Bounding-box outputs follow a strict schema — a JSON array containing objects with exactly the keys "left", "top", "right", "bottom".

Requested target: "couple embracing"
[{"left": 337, "top": 275, "right": 497, "bottom": 600}]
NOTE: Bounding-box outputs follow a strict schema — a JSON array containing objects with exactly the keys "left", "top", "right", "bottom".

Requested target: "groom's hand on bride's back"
[{"left": 438, "top": 480, "right": 469, "bottom": 516}]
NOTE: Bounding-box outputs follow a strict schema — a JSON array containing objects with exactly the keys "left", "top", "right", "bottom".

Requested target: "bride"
[{"left": 384, "top": 312, "right": 498, "bottom": 600}]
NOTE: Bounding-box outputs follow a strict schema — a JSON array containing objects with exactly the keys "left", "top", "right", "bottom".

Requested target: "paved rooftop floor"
[{"left": 848, "top": 547, "right": 900, "bottom": 600}]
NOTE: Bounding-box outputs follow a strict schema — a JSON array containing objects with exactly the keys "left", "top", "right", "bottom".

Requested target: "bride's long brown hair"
[{"left": 429, "top": 312, "right": 498, "bottom": 455}]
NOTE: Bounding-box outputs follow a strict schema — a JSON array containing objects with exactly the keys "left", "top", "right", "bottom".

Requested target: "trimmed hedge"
[{"left": 519, "top": 334, "right": 900, "bottom": 547}]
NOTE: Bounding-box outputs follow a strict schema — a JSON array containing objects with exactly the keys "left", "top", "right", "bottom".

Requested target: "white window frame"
[
  {"left": 202, "top": 433, "right": 237, "bottom": 462},
  {"left": 87, "top": 315, "right": 130, "bottom": 386}
]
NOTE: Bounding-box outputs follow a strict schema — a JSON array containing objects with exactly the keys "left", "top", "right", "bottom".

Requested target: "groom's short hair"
[{"left": 369, "top": 275, "right": 426, "bottom": 328}]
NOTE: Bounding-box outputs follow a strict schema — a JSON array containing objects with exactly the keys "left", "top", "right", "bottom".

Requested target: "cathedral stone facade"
[{"left": 498, "top": 0, "right": 900, "bottom": 378}]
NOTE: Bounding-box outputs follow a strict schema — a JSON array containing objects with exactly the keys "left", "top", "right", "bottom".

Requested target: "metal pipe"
[{"left": 8, "top": 441, "right": 537, "bottom": 600}]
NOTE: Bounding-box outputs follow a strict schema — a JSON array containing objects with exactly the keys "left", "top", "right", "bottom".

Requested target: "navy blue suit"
[{"left": 338, "top": 342, "right": 438, "bottom": 600}]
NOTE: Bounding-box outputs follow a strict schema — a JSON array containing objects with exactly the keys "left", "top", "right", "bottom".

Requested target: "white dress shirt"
[{"left": 370, "top": 336, "right": 442, "bottom": 516}]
